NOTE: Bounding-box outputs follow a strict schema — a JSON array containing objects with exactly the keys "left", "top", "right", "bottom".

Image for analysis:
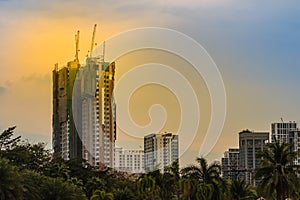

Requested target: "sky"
[{"left": 1, "top": 0, "right": 300, "bottom": 164}]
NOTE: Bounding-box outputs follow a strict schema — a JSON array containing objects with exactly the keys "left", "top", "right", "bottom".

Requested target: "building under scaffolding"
[
  {"left": 52, "top": 59, "right": 82, "bottom": 160},
  {"left": 52, "top": 26, "right": 116, "bottom": 168}
]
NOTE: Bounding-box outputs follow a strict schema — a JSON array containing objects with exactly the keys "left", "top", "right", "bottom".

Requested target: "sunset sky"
[{"left": 1, "top": 0, "right": 300, "bottom": 164}]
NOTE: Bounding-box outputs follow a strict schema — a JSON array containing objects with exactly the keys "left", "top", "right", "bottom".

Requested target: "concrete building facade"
[
  {"left": 144, "top": 132, "right": 179, "bottom": 172},
  {"left": 52, "top": 60, "right": 82, "bottom": 160},
  {"left": 289, "top": 129, "right": 300, "bottom": 165},
  {"left": 239, "top": 130, "right": 269, "bottom": 185},
  {"left": 221, "top": 148, "right": 240, "bottom": 181},
  {"left": 114, "top": 147, "right": 144, "bottom": 173},
  {"left": 271, "top": 121, "right": 297, "bottom": 143},
  {"left": 53, "top": 57, "right": 116, "bottom": 168}
]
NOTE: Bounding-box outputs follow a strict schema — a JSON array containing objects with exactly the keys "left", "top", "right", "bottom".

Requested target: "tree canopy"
[{"left": 2, "top": 127, "right": 300, "bottom": 200}]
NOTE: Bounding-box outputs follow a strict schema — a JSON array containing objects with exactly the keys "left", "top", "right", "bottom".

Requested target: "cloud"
[
  {"left": 0, "top": 0, "right": 225, "bottom": 23},
  {"left": 20, "top": 73, "right": 51, "bottom": 84},
  {"left": 0, "top": 86, "right": 6, "bottom": 95}
]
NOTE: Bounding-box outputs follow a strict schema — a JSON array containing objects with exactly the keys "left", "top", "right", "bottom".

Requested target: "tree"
[
  {"left": 22, "top": 170, "right": 44, "bottom": 200},
  {"left": 228, "top": 179, "right": 257, "bottom": 200},
  {"left": 137, "top": 175, "right": 156, "bottom": 200},
  {"left": 255, "top": 141, "right": 299, "bottom": 200},
  {"left": 44, "top": 159, "right": 71, "bottom": 180},
  {"left": 41, "top": 177, "right": 87, "bottom": 200},
  {"left": 164, "top": 160, "right": 181, "bottom": 199},
  {"left": 0, "top": 157, "right": 23, "bottom": 200},
  {"left": 181, "top": 157, "right": 225, "bottom": 200},
  {"left": 66, "top": 158, "right": 95, "bottom": 184},
  {"left": 90, "top": 189, "right": 114, "bottom": 200},
  {"left": 0, "top": 126, "right": 20, "bottom": 151},
  {"left": 197, "top": 182, "right": 214, "bottom": 200},
  {"left": 4, "top": 142, "right": 51, "bottom": 172},
  {"left": 180, "top": 177, "right": 198, "bottom": 200},
  {"left": 85, "top": 177, "right": 106, "bottom": 198},
  {"left": 113, "top": 187, "right": 135, "bottom": 200}
]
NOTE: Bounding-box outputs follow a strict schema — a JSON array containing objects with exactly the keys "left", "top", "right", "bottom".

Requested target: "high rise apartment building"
[
  {"left": 271, "top": 121, "right": 297, "bottom": 143},
  {"left": 52, "top": 60, "right": 82, "bottom": 160},
  {"left": 289, "top": 129, "right": 300, "bottom": 165},
  {"left": 239, "top": 130, "right": 269, "bottom": 185},
  {"left": 97, "top": 61, "right": 116, "bottom": 167},
  {"left": 144, "top": 133, "right": 179, "bottom": 172},
  {"left": 53, "top": 56, "right": 116, "bottom": 167},
  {"left": 221, "top": 148, "right": 239, "bottom": 181}
]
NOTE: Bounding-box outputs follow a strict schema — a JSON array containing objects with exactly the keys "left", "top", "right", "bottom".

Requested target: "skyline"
[{"left": 1, "top": 0, "right": 300, "bottom": 163}]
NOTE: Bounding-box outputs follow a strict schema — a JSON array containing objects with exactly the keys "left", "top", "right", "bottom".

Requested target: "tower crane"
[
  {"left": 75, "top": 30, "right": 80, "bottom": 63},
  {"left": 102, "top": 41, "right": 105, "bottom": 63},
  {"left": 89, "top": 24, "right": 97, "bottom": 57}
]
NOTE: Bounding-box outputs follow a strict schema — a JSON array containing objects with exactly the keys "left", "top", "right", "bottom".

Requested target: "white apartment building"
[
  {"left": 144, "top": 132, "right": 179, "bottom": 172},
  {"left": 114, "top": 147, "right": 144, "bottom": 173}
]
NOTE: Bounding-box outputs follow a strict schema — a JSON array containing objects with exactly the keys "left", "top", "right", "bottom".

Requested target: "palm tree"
[
  {"left": 229, "top": 179, "right": 257, "bottom": 200},
  {"left": 137, "top": 175, "right": 156, "bottom": 200},
  {"left": 181, "top": 157, "right": 225, "bottom": 200},
  {"left": 180, "top": 177, "right": 198, "bottom": 200},
  {"left": 164, "top": 160, "right": 181, "bottom": 198},
  {"left": 255, "top": 141, "right": 299, "bottom": 200},
  {"left": 90, "top": 189, "right": 113, "bottom": 200},
  {"left": 197, "top": 182, "right": 214, "bottom": 200}
]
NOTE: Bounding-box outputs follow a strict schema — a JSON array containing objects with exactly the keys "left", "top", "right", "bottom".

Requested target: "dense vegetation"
[{"left": 0, "top": 127, "right": 300, "bottom": 200}]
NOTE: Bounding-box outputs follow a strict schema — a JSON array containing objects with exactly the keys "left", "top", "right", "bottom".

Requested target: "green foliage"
[
  {"left": 85, "top": 177, "right": 106, "bottom": 198},
  {"left": 90, "top": 189, "right": 114, "bottom": 200},
  {"left": 0, "top": 126, "right": 20, "bottom": 151},
  {"left": 197, "top": 183, "right": 214, "bottom": 200},
  {"left": 44, "top": 158, "right": 71, "bottom": 180},
  {"left": 227, "top": 179, "right": 257, "bottom": 200},
  {"left": 255, "top": 141, "right": 299, "bottom": 200},
  {"left": 0, "top": 157, "right": 23, "bottom": 200},
  {"left": 180, "top": 177, "right": 198, "bottom": 200},
  {"left": 181, "top": 157, "right": 225, "bottom": 200},
  {"left": 3, "top": 127, "right": 300, "bottom": 200},
  {"left": 137, "top": 174, "right": 156, "bottom": 200},
  {"left": 3, "top": 142, "right": 51, "bottom": 171},
  {"left": 42, "top": 177, "right": 87, "bottom": 200},
  {"left": 113, "top": 187, "right": 135, "bottom": 200},
  {"left": 22, "top": 170, "right": 44, "bottom": 200}
]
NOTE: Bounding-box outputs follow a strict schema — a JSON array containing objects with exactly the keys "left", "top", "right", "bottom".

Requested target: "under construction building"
[{"left": 52, "top": 26, "right": 116, "bottom": 167}]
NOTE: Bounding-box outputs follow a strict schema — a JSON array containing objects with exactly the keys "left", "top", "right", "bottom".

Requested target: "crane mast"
[
  {"left": 102, "top": 41, "right": 105, "bottom": 63},
  {"left": 89, "top": 24, "right": 97, "bottom": 57},
  {"left": 75, "top": 30, "right": 80, "bottom": 63}
]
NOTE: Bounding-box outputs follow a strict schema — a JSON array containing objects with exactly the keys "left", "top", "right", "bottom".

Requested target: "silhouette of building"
[
  {"left": 271, "top": 121, "right": 300, "bottom": 166},
  {"left": 289, "top": 129, "right": 300, "bottom": 165},
  {"left": 239, "top": 130, "right": 269, "bottom": 185},
  {"left": 221, "top": 148, "right": 240, "bottom": 181},
  {"left": 271, "top": 121, "right": 297, "bottom": 143},
  {"left": 144, "top": 132, "right": 178, "bottom": 172}
]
